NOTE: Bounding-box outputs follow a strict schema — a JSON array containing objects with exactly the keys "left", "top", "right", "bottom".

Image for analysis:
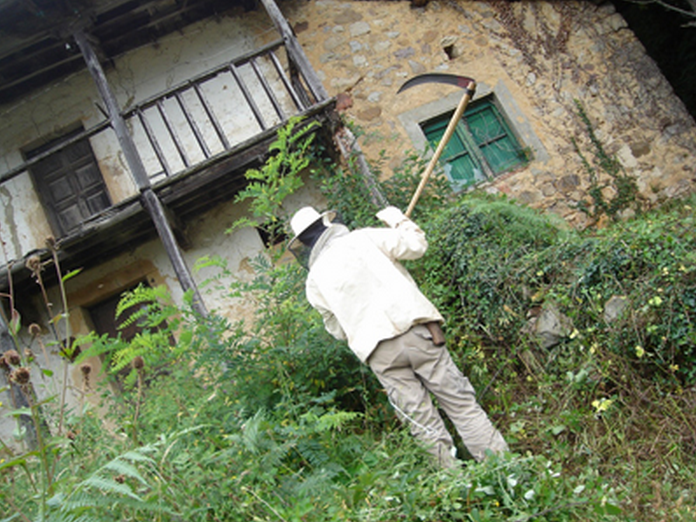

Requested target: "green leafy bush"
[{"left": 413, "top": 193, "right": 566, "bottom": 347}]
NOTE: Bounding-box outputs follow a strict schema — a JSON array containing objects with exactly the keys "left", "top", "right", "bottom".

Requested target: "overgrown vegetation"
[
  {"left": 1, "top": 121, "right": 695, "bottom": 521},
  {"left": 572, "top": 100, "right": 642, "bottom": 225}
]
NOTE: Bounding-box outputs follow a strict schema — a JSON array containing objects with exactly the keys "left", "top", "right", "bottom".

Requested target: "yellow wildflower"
[{"left": 592, "top": 398, "right": 613, "bottom": 413}]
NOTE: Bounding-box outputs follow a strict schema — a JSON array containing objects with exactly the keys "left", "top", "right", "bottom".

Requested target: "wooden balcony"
[{"left": 0, "top": 0, "right": 337, "bottom": 295}]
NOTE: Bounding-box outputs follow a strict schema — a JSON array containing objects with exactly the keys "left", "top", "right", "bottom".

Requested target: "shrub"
[{"left": 413, "top": 193, "right": 566, "bottom": 347}]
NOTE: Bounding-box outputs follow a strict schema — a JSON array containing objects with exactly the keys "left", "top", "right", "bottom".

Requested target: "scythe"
[{"left": 397, "top": 73, "right": 477, "bottom": 217}]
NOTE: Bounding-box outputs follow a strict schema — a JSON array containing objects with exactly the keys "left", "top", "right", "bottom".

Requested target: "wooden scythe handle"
[{"left": 405, "top": 80, "right": 476, "bottom": 218}]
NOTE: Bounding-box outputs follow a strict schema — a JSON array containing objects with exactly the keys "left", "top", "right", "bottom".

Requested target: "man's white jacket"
[{"left": 305, "top": 207, "right": 443, "bottom": 363}]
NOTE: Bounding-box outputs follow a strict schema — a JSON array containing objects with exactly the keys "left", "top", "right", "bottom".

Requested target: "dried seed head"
[
  {"left": 4, "top": 349, "right": 21, "bottom": 366},
  {"left": 114, "top": 474, "right": 126, "bottom": 484},
  {"left": 28, "top": 323, "right": 42, "bottom": 337},
  {"left": 67, "top": 430, "right": 77, "bottom": 441},
  {"left": 80, "top": 363, "right": 92, "bottom": 376},
  {"left": 25, "top": 255, "right": 42, "bottom": 275},
  {"left": 10, "top": 367, "right": 31, "bottom": 385},
  {"left": 45, "top": 236, "right": 57, "bottom": 251},
  {"left": 132, "top": 356, "right": 144, "bottom": 370}
]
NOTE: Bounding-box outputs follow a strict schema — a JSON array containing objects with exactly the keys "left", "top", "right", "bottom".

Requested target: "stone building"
[
  {"left": 1, "top": 0, "right": 694, "bottom": 444},
  {"left": 291, "top": 0, "right": 696, "bottom": 224},
  {"left": 0, "top": 0, "right": 337, "bottom": 444}
]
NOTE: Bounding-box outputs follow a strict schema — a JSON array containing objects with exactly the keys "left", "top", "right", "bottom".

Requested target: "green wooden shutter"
[
  {"left": 424, "top": 116, "right": 481, "bottom": 188},
  {"left": 466, "top": 104, "right": 523, "bottom": 174},
  {"left": 422, "top": 98, "right": 526, "bottom": 190}
]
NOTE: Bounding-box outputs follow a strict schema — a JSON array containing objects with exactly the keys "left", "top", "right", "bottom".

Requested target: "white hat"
[{"left": 288, "top": 206, "right": 336, "bottom": 249}]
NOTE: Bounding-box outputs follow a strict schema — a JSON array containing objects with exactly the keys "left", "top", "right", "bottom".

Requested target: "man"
[{"left": 288, "top": 205, "right": 508, "bottom": 467}]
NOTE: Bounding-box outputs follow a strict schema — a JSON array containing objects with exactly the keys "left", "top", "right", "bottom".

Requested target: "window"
[
  {"left": 89, "top": 285, "right": 151, "bottom": 343},
  {"left": 26, "top": 128, "right": 111, "bottom": 237},
  {"left": 421, "top": 97, "right": 528, "bottom": 190},
  {"left": 88, "top": 282, "right": 173, "bottom": 388}
]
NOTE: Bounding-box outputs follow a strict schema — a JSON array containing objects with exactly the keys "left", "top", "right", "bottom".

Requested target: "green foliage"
[
  {"left": 340, "top": 452, "right": 622, "bottom": 522},
  {"left": 313, "top": 132, "right": 450, "bottom": 229},
  {"left": 563, "top": 203, "right": 696, "bottom": 383},
  {"left": 416, "top": 190, "right": 696, "bottom": 385},
  {"left": 211, "top": 253, "right": 384, "bottom": 416},
  {"left": 403, "top": 192, "right": 695, "bottom": 520},
  {"left": 572, "top": 100, "right": 641, "bottom": 224},
  {"left": 2, "top": 135, "right": 696, "bottom": 522},
  {"left": 229, "top": 116, "right": 319, "bottom": 248},
  {"left": 311, "top": 151, "right": 382, "bottom": 230},
  {"left": 414, "top": 193, "right": 566, "bottom": 346}
]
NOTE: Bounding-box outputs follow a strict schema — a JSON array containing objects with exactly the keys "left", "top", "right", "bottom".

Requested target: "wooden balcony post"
[
  {"left": 73, "top": 30, "right": 208, "bottom": 317},
  {"left": 73, "top": 30, "right": 151, "bottom": 193},
  {"left": 259, "top": 0, "right": 328, "bottom": 102}
]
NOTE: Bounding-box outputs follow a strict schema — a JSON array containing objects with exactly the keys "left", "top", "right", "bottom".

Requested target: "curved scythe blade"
[{"left": 397, "top": 72, "right": 476, "bottom": 93}]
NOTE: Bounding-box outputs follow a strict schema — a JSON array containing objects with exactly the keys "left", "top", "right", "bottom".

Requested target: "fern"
[
  {"left": 74, "top": 476, "right": 141, "bottom": 499},
  {"left": 300, "top": 409, "right": 362, "bottom": 433},
  {"left": 108, "top": 341, "right": 148, "bottom": 373},
  {"left": 116, "top": 285, "right": 173, "bottom": 330},
  {"left": 45, "top": 432, "right": 202, "bottom": 521},
  {"left": 73, "top": 332, "right": 127, "bottom": 364}
]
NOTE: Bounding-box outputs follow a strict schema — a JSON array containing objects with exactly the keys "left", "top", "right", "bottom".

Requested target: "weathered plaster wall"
[
  {"left": 285, "top": 0, "right": 696, "bottom": 227},
  {"left": 0, "top": 170, "right": 324, "bottom": 447}
]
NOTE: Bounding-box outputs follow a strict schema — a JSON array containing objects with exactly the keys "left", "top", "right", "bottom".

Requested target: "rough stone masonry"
[{"left": 286, "top": 0, "right": 696, "bottom": 228}]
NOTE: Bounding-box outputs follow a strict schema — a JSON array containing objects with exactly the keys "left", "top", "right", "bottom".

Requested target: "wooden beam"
[
  {"left": 73, "top": 30, "right": 150, "bottom": 191},
  {"left": 0, "top": 120, "right": 111, "bottom": 184},
  {"left": 73, "top": 29, "right": 208, "bottom": 317},
  {"left": 0, "top": 53, "right": 84, "bottom": 98},
  {"left": 141, "top": 190, "right": 207, "bottom": 316},
  {"left": 258, "top": 0, "right": 328, "bottom": 102}
]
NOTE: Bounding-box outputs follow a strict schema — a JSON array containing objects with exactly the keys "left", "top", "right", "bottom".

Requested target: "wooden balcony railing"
[
  {"left": 0, "top": 38, "right": 324, "bottom": 188},
  {"left": 122, "top": 38, "right": 319, "bottom": 183}
]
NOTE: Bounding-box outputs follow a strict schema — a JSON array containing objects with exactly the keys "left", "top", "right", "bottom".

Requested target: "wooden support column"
[
  {"left": 334, "top": 127, "right": 388, "bottom": 208},
  {"left": 260, "top": 0, "right": 387, "bottom": 211},
  {"left": 73, "top": 30, "right": 207, "bottom": 317},
  {"left": 140, "top": 191, "right": 203, "bottom": 312},
  {"left": 259, "top": 0, "right": 329, "bottom": 102},
  {"left": 73, "top": 30, "right": 150, "bottom": 192}
]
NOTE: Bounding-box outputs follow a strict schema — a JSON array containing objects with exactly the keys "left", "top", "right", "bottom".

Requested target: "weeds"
[
  {"left": 1, "top": 122, "right": 694, "bottom": 520},
  {"left": 572, "top": 100, "right": 642, "bottom": 225}
]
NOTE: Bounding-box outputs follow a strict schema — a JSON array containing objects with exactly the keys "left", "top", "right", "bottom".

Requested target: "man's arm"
[
  {"left": 318, "top": 306, "right": 348, "bottom": 341},
  {"left": 306, "top": 279, "right": 348, "bottom": 341},
  {"left": 373, "top": 206, "right": 428, "bottom": 260}
]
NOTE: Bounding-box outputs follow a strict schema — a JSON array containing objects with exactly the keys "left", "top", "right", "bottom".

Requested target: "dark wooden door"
[{"left": 28, "top": 131, "right": 111, "bottom": 236}]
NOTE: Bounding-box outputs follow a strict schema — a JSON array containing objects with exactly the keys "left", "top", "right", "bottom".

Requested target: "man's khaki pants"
[{"left": 368, "top": 324, "right": 508, "bottom": 467}]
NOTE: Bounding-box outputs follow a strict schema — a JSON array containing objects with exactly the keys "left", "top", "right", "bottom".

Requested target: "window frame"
[
  {"left": 421, "top": 96, "right": 528, "bottom": 190},
  {"left": 397, "top": 81, "right": 548, "bottom": 191}
]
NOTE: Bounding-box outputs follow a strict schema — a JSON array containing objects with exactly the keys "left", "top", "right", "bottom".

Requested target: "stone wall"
[{"left": 285, "top": 0, "right": 696, "bottom": 227}]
